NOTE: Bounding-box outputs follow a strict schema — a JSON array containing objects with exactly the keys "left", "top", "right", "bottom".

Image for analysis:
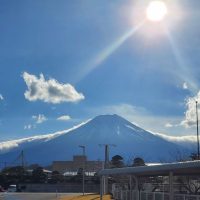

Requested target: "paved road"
[{"left": 0, "top": 192, "right": 79, "bottom": 200}]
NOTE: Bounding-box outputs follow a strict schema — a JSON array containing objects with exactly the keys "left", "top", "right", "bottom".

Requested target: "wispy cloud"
[
  {"left": 0, "top": 120, "right": 90, "bottom": 153},
  {"left": 165, "top": 123, "right": 173, "bottom": 128},
  {"left": 24, "top": 124, "right": 35, "bottom": 130},
  {"left": 0, "top": 94, "right": 4, "bottom": 101},
  {"left": 183, "top": 82, "right": 188, "bottom": 90},
  {"left": 32, "top": 114, "right": 47, "bottom": 124},
  {"left": 22, "top": 72, "right": 85, "bottom": 104},
  {"left": 57, "top": 115, "right": 71, "bottom": 121}
]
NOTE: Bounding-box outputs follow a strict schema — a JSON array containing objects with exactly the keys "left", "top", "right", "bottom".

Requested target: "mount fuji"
[{"left": 0, "top": 114, "right": 190, "bottom": 166}]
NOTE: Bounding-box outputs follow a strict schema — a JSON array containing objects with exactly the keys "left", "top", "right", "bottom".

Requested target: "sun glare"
[{"left": 146, "top": 1, "right": 168, "bottom": 22}]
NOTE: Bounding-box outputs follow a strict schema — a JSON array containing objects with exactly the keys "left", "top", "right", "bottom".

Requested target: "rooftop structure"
[{"left": 52, "top": 155, "right": 103, "bottom": 174}]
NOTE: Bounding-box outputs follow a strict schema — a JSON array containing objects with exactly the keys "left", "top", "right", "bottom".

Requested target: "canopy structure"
[
  {"left": 98, "top": 160, "right": 200, "bottom": 200},
  {"left": 99, "top": 160, "right": 200, "bottom": 177}
]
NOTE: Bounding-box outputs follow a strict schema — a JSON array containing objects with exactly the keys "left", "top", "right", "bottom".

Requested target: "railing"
[
  {"left": 174, "top": 194, "right": 200, "bottom": 200},
  {"left": 112, "top": 190, "right": 200, "bottom": 200},
  {"left": 140, "top": 191, "right": 169, "bottom": 200},
  {"left": 113, "top": 190, "right": 138, "bottom": 200}
]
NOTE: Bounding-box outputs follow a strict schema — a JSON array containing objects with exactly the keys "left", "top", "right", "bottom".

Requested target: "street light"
[
  {"left": 79, "top": 145, "right": 85, "bottom": 195},
  {"left": 195, "top": 101, "right": 200, "bottom": 159}
]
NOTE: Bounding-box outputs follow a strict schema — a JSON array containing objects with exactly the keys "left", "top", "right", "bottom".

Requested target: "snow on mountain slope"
[{"left": 0, "top": 114, "right": 191, "bottom": 166}]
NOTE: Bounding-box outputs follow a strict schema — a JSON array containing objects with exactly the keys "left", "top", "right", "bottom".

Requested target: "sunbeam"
[
  {"left": 75, "top": 20, "right": 145, "bottom": 83},
  {"left": 163, "top": 26, "right": 199, "bottom": 94}
]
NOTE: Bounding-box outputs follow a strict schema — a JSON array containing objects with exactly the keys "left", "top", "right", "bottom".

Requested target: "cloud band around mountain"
[
  {"left": 0, "top": 120, "right": 90, "bottom": 153},
  {"left": 23, "top": 72, "right": 85, "bottom": 104}
]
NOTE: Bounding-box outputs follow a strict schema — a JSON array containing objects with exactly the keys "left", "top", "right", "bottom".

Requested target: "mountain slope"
[{"left": 0, "top": 114, "right": 190, "bottom": 166}]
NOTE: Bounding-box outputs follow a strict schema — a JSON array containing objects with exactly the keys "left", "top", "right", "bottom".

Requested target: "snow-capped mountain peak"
[{"left": 0, "top": 114, "right": 192, "bottom": 165}]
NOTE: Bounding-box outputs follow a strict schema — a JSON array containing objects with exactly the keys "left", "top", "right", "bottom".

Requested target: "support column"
[
  {"left": 133, "top": 176, "right": 139, "bottom": 200},
  {"left": 129, "top": 175, "right": 132, "bottom": 200},
  {"left": 169, "top": 172, "right": 174, "bottom": 200},
  {"left": 104, "top": 175, "right": 108, "bottom": 194},
  {"left": 100, "top": 176, "right": 103, "bottom": 200}
]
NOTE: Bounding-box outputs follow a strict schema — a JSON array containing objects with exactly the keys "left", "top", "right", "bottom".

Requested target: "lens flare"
[
  {"left": 163, "top": 26, "right": 198, "bottom": 94},
  {"left": 74, "top": 20, "right": 145, "bottom": 83}
]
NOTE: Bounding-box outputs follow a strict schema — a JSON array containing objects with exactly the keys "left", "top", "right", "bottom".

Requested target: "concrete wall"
[{"left": 19, "top": 183, "right": 100, "bottom": 193}]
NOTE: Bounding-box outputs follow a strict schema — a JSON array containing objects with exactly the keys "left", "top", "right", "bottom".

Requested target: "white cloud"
[
  {"left": 22, "top": 72, "right": 85, "bottom": 104},
  {"left": 145, "top": 129, "right": 196, "bottom": 149},
  {"left": 24, "top": 124, "right": 35, "bottom": 130},
  {"left": 183, "top": 82, "right": 188, "bottom": 90},
  {"left": 181, "top": 91, "right": 200, "bottom": 128},
  {"left": 0, "top": 120, "right": 90, "bottom": 153},
  {"left": 165, "top": 123, "right": 173, "bottom": 128},
  {"left": 32, "top": 114, "right": 47, "bottom": 124},
  {"left": 151, "top": 131, "right": 197, "bottom": 150},
  {"left": 152, "top": 131, "right": 197, "bottom": 143},
  {"left": 57, "top": 115, "right": 71, "bottom": 121},
  {"left": 0, "top": 94, "right": 4, "bottom": 100}
]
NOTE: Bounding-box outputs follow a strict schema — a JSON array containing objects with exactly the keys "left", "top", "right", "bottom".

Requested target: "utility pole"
[
  {"left": 99, "top": 144, "right": 116, "bottom": 194},
  {"left": 79, "top": 145, "right": 85, "bottom": 195},
  {"left": 21, "top": 150, "right": 25, "bottom": 167},
  {"left": 196, "top": 101, "right": 200, "bottom": 159},
  {"left": 99, "top": 144, "right": 116, "bottom": 169},
  {"left": 104, "top": 144, "right": 109, "bottom": 169}
]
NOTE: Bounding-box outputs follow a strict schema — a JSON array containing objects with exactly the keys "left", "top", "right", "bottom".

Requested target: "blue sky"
[{"left": 0, "top": 0, "right": 200, "bottom": 141}]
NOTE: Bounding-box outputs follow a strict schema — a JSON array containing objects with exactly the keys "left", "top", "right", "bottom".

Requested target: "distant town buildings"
[{"left": 52, "top": 155, "right": 103, "bottom": 175}]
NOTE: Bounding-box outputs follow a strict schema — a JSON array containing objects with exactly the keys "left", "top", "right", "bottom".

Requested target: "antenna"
[
  {"left": 99, "top": 144, "right": 116, "bottom": 195},
  {"left": 21, "top": 150, "right": 25, "bottom": 167}
]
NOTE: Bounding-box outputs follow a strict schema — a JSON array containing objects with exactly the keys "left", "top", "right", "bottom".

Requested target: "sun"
[{"left": 146, "top": 1, "right": 168, "bottom": 22}]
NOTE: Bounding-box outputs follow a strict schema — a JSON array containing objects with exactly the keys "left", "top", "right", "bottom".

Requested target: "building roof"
[{"left": 98, "top": 160, "right": 200, "bottom": 177}]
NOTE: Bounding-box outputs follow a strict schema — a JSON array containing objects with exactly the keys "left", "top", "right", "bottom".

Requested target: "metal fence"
[{"left": 112, "top": 190, "right": 200, "bottom": 200}]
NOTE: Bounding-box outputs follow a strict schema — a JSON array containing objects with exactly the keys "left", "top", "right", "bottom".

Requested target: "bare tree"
[{"left": 176, "top": 176, "right": 200, "bottom": 195}]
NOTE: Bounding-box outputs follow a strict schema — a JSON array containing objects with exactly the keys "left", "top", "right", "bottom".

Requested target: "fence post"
[
  {"left": 153, "top": 192, "right": 155, "bottom": 200},
  {"left": 169, "top": 172, "right": 174, "bottom": 200},
  {"left": 130, "top": 176, "right": 132, "bottom": 200},
  {"left": 100, "top": 176, "right": 103, "bottom": 200}
]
